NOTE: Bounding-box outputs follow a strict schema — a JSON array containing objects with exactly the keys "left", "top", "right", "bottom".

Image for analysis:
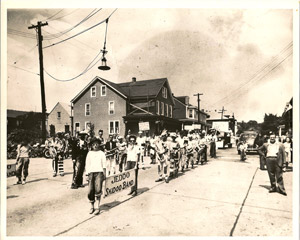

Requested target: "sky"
[{"left": 4, "top": 5, "right": 295, "bottom": 123}]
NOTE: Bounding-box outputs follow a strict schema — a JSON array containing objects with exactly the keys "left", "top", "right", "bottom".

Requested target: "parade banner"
[
  {"left": 7, "top": 163, "right": 16, "bottom": 178},
  {"left": 184, "top": 125, "right": 193, "bottom": 130},
  {"left": 104, "top": 169, "right": 136, "bottom": 197},
  {"left": 139, "top": 121, "right": 150, "bottom": 131},
  {"left": 212, "top": 121, "right": 229, "bottom": 132},
  {"left": 193, "top": 124, "right": 201, "bottom": 129}
]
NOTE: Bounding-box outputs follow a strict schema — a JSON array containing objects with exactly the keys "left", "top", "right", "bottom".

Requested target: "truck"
[
  {"left": 236, "top": 130, "right": 258, "bottom": 154},
  {"left": 211, "top": 121, "right": 233, "bottom": 149}
]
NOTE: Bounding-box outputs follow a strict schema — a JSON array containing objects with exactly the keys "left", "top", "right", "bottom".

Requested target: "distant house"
[
  {"left": 71, "top": 76, "right": 181, "bottom": 139},
  {"left": 7, "top": 110, "right": 44, "bottom": 132},
  {"left": 173, "top": 96, "right": 210, "bottom": 131},
  {"left": 47, "top": 102, "right": 72, "bottom": 134}
]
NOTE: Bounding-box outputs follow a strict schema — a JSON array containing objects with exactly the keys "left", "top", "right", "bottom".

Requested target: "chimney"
[{"left": 132, "top": 77, "right": 136, "bottom": 82}]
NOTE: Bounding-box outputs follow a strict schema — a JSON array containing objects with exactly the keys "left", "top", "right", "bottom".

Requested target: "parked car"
[{"left": 237, "top": 131, "right": 258, "bottom": 154}]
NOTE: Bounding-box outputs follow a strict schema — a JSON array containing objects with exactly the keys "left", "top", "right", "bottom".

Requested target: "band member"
[
  {"left": 169, "top": 133, "right": 180, "bottom": 178},
  {"left": 149, "top": 134, "right": 157, "bottom": 164},
  {"left": 72, "top": 131, "right": 89, "bottom": 188},
  {"left": 155, "top": 132, "right": 170, "bottom": 183},
  {"left": 96, "top": 129, "right": 105, "bottom": 150},
  {"left": 50, "top": 133, "right": 65, "bottom": 177},
  {"left": 85, "top": 138, "right": 107, "bottom": 215},
  {"left": 136, "top": 131, "right": 146, "bottom": 169},
  {"left": 117, "top": 136, "right": 127, "bottom": 172},
  {"left": 258, "top": 134, "right": 287, "bottom": 196},
  {"left": 126, "top": 135, "right": 140, "bottom": 196},
  {"left": 105, "top": 135, "right": 117, "bottom": 176},
  {"left": 198, "top": 133, "right": 208, "bottom": 164}
]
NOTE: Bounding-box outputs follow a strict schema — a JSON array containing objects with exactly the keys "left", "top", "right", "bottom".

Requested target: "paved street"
[{"left": 6, "top": 147, "right": 293, "bottom": 237}]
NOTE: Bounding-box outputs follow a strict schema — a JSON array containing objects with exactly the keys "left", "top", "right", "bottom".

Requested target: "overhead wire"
[
  {"left": 44, "top": 8, "right": 102, "bottom": 40},
  {"left": 47, "top": 9, "right": 80, "bottom": 22},
  {"left": 8, "top": 64, "right": 39, "bottom": 76},
  {"left": 43, "top": 8, "right": 117, "bottom": 49},
  {"left": 221, "top": 51, "right": 292, "bottom": 106},
  {"left": 211, "top": 42, "right": 293, "bottom": 106},
  {"left": 44, "top": 9, "right": 64, "bottom": 21}
]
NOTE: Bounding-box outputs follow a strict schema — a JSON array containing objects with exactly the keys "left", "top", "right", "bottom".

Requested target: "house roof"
[
  {"left": 49, "top": 102, "right": 71, "bottom": 116},
  {"left": 117, "top": 78, "right": 167, "bottom": 98},
  {"left": 71, "top": 76, "right": 175, "bottom": 105}
]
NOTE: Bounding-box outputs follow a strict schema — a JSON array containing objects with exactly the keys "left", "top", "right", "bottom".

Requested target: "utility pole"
[
  {"left": 193, "top": 93, "right": 203, "bottom": 124},
  {"left": 28, "top": 21, "right": 48, "bottom": 141},
  {"left": 218, "top": 106, "right": 227, "bottom": 119}
]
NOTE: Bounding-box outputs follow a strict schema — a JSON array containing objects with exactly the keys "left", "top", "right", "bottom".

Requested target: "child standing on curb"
[{"left": 85, "top": 138, "right": 107, "bottom": 215}]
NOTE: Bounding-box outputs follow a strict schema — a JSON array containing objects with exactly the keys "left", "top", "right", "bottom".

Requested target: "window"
[
  {"left": 170, "top": 105, "right": 173, "bottom": 118},
  {"left": 109, "top": 101, "right": 115, "bottom": 115},
  {"left": 156, "top": 100, "right": 160, "bottom": 115},
  {"left": 85, "top": 103, "right": 91, "bottom": 116},
  {"left": 91, "top": 86, "right": 96, "bottom": 97},
  {"left": 165, "top": 103, "right": 168, "bottom": 117},
  {"left": 101, "top": 85, "right": 106, "bottom": 96},
  {"left": 75, "top": 122, "right": 80, "bottom": 132},
  {"left": 57, "top": 112, "right": 61, "bottom": 119},
  {"left": 161, "top": 102, "right": 164, "bottom": 116},
  {"left": 162, "top": 87, "right": 167, "bottom": 99},
  {"left": 189, "top": 109, "right": 193, "bottom": 118},
  {"left": 109, "top": 120, "right": 120, "bottom": 134}
]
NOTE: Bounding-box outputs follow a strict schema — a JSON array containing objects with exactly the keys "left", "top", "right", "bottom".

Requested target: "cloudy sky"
[{"left": 4, "top": 5, "right": 294, "bottom": 122}]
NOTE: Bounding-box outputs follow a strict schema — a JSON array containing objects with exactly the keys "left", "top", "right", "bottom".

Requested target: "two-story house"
[
  {"left": 47, "top": 102, "right": 72, "bottom": 134},
  {"left": 71, "top": 76, "right": 181, "bottom": 139},
  {"left": 173, "top": 96, "right": 210, "bottom": 131}
]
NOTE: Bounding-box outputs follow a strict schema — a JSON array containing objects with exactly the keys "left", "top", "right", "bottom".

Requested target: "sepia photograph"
[{"left": 1, "top": 0, "right": 299, "bottom": 239}]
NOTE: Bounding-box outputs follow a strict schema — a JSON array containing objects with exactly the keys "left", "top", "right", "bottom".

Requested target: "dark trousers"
[
  {"left": 16, "top": 157, "right": 30, "bottom": 180},
  {"left": 259, "top": 155, "right": 266, "bottom": 170},
  {"left": 119, "top": 153, "right": 127, "bottom": 172},
  {"left": 87, "top": 172, "right": 105, "bottom": 203},
  {"left": 210, "top": 142, "right": 216, "bottom": 157},
  {"left": 126, "top": 161, "right": 138, "bottom": 192},
  {"left": 74, "top": 155, "right": 86, "bottom": 186},
  {"left": 266, "top": 157, "right": 286, "bottom": 193}
]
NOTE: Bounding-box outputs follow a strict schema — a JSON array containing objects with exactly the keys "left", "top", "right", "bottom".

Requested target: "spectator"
[{"left": 15, "top": 139, "right": 31, "bottom": 185}]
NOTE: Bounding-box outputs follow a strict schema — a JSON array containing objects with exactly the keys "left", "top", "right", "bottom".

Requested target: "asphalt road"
[{"left": 6, "top": 147, "right": 293, "bottom": 237}]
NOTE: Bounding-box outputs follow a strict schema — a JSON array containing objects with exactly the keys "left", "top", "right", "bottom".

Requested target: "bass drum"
[{"left": 44, "top": 149, "right": 51, "bottom": 158}]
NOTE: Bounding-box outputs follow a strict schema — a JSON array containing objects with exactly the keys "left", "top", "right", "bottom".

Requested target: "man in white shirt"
[{"left": 136, "top": 131, "right": 146, "bottom": 169}]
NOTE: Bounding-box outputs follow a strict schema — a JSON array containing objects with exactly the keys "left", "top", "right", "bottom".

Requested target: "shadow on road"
[{"left": 259, "top": 184, "right": 271, "bottom": 191}]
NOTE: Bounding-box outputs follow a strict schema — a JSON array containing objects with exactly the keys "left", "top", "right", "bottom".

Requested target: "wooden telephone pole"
[
  {"left": 193, "top": 93, "right": 203, "bottom": 124},
  {"left": 218, "top": 106, "right": 227, "bottom": 119},
  {"left": 28, "top": 21, "right": 48, "bottom": 141}
]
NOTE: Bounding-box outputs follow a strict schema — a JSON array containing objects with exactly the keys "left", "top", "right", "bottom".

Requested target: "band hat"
[
  {"left": 129, "top": 135, "right": 137, "bottom": 142},
  {"left": 79, "top": 130, "right": 88, "bottom": 135},
  {"left": 90, "top": 138, "right": 102, "bottom": 145}
]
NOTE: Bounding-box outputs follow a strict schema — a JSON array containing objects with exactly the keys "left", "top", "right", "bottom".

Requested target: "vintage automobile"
[{"left": 237, "top": 131, "right": 258, "bottom": 154}]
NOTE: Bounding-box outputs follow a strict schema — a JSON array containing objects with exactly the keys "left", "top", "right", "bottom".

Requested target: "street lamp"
[{"left": 98, "top": 18, "right": 111, "bottom": 71}]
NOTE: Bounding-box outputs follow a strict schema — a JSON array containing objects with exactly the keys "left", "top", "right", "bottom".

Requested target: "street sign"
[
  {"left": 139, "top": 121, "right": 150, "bottom": 131},
  {"left": 7, "top": 163, "right": 16, "bottom": 178},
  {"left": 104, "top": 169, "right": 136, "bottom": 197}
]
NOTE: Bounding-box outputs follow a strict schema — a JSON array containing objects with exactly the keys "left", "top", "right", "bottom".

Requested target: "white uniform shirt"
[
  {"left": 127, "top": 144, "right": 140, "bottom": 162},
  {"left": 85, "top": 150, "right": 106, "bottom": 174}
]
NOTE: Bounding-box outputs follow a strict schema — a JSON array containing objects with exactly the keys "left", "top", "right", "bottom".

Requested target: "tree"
[{"left": 260, "top": 113, "right": 284, "bottom": 135}]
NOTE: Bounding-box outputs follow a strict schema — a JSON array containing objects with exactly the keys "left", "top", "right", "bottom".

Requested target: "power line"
[
  {"left": 43, "top": 8, "right": 117, "bottom": 49},
  {"left": 13, "top": 43, "right": 38, "bottom": 64},
  {"left": 222, "top": 51, "right": 292, "bottom": 106},
  {"left": 44, "top": 9, "right": 64, "bottom": 21},
  {"left": 44, "top": 49, "right": 103, "bottom": 82},
  {"left": 44, "top": 8, "right": 102, "bottom": 40},
  {"left": 47, "top": 9, "right": 79, "bottom": 22},
  {"left": 8, "top": 64, "right": 39, "bottom": 76},
  {"left": 212, "top": 42, "right": 293, "bottom": 106}
]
